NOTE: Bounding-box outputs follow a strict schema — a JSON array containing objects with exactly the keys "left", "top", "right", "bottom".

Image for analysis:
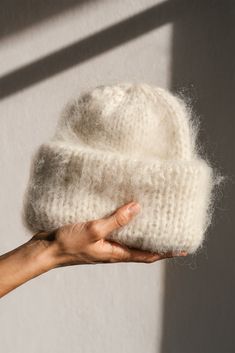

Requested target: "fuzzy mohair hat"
[{"left": 22, "top": 83, "right": 214, "bottom": 254}]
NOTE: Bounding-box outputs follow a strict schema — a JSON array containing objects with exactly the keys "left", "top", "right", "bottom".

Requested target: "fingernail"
[
  {"left": 173, "top": 250, "right": 188, "bottom": 256},
  {"left": 127, "top": 202, "right": 141, "bottom": 215},
  {"left": 180, "top": 251, "right": 188, "bottom": 256}
]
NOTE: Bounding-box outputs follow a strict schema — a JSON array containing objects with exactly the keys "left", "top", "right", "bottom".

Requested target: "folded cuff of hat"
[{"left": 23, "top": 141, "right": 213, "bottom": 254}]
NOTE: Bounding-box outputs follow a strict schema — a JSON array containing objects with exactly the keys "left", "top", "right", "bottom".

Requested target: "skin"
[{"left": 0, "top": 201, "right": 187, "bottom": 298}]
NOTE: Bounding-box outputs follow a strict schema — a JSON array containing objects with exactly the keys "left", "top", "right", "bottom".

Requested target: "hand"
[
  {"left": 33, "top": 201, "right": 188, "bottom": 267},
  {"left": 0, "top": 201, "right": 188, "bottom": 298}
]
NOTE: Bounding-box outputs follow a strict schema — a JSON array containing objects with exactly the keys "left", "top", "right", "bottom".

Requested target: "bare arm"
[
  {"left": 0, "top": 236, "right": 55, "bottom": 298},
  {"left": 0, "top": 201, "right": 187, "bottom": 298}
]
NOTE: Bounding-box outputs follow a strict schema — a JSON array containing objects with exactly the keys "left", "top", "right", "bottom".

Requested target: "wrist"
[
  {"left": 0, "top": 233, "right": 58, "bottom": 298},
  {"left": 30, "top": 230, "right": 61, "bottom": 270},
  {"left": 28, "top": 236, "right": 56, "bottom": 272}
]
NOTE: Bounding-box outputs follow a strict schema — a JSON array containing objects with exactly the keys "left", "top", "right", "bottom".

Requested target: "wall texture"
[
  {"left": 0, "top": 1, "right": 172, "bottom": 353},
  {"left": 1, "top": 1, "right": 234, "bottom": 353},
  {"left": 161, "top": 1, "right": 235, "bottom": 352}
]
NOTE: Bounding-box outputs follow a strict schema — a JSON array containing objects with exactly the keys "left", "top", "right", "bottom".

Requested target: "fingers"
[
  {"left": 85, "top": 201, "right": 188, "bottom": 264},
  {"left": 87, "top": 201, "right": 141, "bottom": 241},
  {"left": 112, "top": 246, "right": 161, "bottom": 263},
  {"left": 120, "top": 248, "right": 188, "bottom": 263},
  {"left": 105, "top": 241, "right": 188, "bottom": 263}
]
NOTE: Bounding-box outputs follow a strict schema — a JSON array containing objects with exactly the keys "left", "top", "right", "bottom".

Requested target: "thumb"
[{"left": 90, "top": 201, "right": 141, "bottom": 240}]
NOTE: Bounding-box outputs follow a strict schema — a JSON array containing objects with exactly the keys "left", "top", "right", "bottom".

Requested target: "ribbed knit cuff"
[{"left": 22, "top": 141, "right": 213, "bottom": 254}]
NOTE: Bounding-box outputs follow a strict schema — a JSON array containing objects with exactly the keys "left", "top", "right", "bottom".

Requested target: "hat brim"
[{"left": 23, "top": 141, "right": 213, "bottom": 254}]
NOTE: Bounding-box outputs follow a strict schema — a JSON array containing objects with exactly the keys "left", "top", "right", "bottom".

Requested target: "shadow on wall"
[
  {"left": 161, "top": 1, "right": 235, "bottom": 353},
  {"left": 0, "top": 0, "right": 189, "bottom": 100},
  {"left": 0, "top": 0, "right": 93, "bottom": 39}
]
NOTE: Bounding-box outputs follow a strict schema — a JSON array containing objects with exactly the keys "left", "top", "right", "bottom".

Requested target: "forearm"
[{"left": 0, "top": 236, "right": 56, "bottom": 298}]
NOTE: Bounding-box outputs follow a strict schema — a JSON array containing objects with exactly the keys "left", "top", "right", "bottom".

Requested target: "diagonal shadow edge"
[
  {"left": 0, "top": 0, "right": 95, "bottom": 40},
  {"left": 0, "top": 0, "right": 189, "bottom": 100}
]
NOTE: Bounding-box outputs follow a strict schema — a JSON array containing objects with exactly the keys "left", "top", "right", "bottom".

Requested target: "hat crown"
[{"left": 55, "top": 83, "right": 195, "bottom": 161}]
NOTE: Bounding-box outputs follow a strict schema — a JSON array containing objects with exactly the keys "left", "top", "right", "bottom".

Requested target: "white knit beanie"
[{"left": 22, "top": 83, "right": 214, "bottom": 254}]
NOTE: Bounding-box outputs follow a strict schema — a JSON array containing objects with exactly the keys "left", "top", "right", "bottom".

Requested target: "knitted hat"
[{"left": 22, "top": 83, "right": 214, "bottom": 254}]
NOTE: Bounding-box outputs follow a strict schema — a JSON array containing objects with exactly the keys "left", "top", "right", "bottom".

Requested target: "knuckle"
[
  {"left": 71, "top": 222, "right": 84, "bottom": 233},
  {"left": 120, "top": 250, "right": 131, "bottom": 262},
  {"left": 113, "top": 211, "right": 129, "bottom": 227},
  {"left": 144, "top": 256, "right": 155, "bottom": 263},
  {"left": 87, "top": 220, "right": 103, "bottom": 238},
  {"left": 149, "top": 258, "right": 156, "bottom": 263},
  {"left": 110, "top": 247, "right": 130, "bottom": 262},
  {"left": 109, "top": 257, "right": 117, "bottom": 263}
]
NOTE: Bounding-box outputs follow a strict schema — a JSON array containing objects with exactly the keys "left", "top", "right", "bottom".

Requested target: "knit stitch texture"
[{"left": 22, "top": 83, "right": 214, "bottom": 254}]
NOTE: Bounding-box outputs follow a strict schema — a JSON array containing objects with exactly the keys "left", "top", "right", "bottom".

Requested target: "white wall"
[{"left": 0, "top": 1, "right": 172, "bottom": 352}]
